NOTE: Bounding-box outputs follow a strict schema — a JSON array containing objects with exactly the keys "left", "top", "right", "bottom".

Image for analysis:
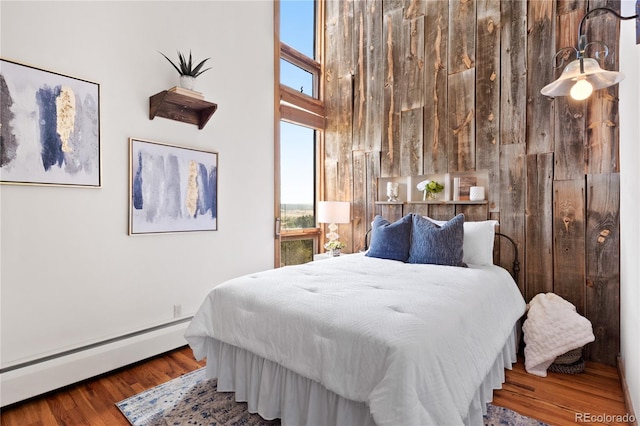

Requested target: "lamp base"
[{"left": 326, "top": 223, "right": 339, "bottom": 242}]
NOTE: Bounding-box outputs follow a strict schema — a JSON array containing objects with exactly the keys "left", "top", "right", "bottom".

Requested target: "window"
[
  {"left": 276, "top": 0, "right": 324, "bottom": 267},
  {"left": 280, "top": 0, "right": 315, "bottom": 58},
  {"left": 280, "top": 59, "right": 314, "bottom": 97},
  {"left": 280, "top": 122, "right": 315, "bottom": 232}
]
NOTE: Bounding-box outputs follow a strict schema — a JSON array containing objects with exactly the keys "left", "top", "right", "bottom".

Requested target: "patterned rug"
[{"left": 116, "top": 368, "right": 547, "bottom": 426}]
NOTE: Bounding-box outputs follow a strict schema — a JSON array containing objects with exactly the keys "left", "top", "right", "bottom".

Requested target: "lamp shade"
[
  {"left": 317, "top": 201, "right": 350, "bottom": 224},
  {"left": 541, "top": 58, "right": 625, "bottom": 98}
]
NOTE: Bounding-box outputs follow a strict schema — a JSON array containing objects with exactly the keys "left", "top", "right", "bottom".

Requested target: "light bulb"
[{"left": 570, "top": 79, "right": 593, "bottom": 100}]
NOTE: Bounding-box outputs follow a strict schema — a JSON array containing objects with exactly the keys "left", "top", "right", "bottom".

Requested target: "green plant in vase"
[
  {"left": 324, "top": 240, "right": 346, "bottom": 256},
  {"left": 160, "top": 50, "right": 211, "bottom": 90},
  {"left": 417, "top": 180, "right": 444, "bottom": 201}
]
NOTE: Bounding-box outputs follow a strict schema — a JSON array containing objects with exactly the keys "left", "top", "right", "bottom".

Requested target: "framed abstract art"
[
  {"left": 0, "top": 58, "right": 101, "bottom": 187},
  {"left": 129, "top": 138, "right": 218, "bottom": 235}
]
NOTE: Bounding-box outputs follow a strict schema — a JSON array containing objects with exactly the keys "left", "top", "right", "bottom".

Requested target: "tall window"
[{"left": 276, "top": 0, "right": 324, "bottom": 267}]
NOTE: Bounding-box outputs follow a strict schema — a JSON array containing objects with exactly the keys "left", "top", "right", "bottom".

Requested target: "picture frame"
[
  {"left": 129, "top": 138, "right": 218, "bottom": 235},
  {"left": 0, "top": 58, "right": 101, "bottom": 187}
]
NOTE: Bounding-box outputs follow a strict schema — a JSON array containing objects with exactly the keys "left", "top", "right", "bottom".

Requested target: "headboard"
[{"left": 495, "top": 232, "right": 520, "bottom": 285}]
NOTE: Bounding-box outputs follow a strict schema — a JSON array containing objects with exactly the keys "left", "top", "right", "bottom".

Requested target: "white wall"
[
  {"left": 0, "top": 1, "right": 274, "bottom": 404},
  {"left": 619, "top": 0, "right": 640, "bottom": 418}
]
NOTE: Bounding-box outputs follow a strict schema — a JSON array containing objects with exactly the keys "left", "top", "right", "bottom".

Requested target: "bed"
[{"left": 185, "top": 214, "right": 526, "bottom": 426}]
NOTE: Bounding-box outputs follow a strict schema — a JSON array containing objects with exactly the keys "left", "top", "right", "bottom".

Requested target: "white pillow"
[{"left": 424, "top": 217, "right": 498, "bottom": 266}]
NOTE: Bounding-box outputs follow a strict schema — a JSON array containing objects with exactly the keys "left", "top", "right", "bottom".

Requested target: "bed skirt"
[{"left": 202, "top": 326, "right": 518, "bottom": 426}]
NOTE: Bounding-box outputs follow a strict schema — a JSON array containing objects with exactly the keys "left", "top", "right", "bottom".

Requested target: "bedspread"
[{"left": 185, "top": 253, "right": 526, "bottom": 426}]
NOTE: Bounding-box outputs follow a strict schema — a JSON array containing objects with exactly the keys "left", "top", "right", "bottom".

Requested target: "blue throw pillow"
[
  {"left": 366, "top": 214, "right": 412, "bottom": 262},
  {"left": 408, "top": 214, "right": 467, "bottom": 267}
]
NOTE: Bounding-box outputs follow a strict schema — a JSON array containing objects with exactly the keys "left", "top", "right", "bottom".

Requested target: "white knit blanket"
[{"left": 523, "top": 293, "right": 595, "bottom": 377}]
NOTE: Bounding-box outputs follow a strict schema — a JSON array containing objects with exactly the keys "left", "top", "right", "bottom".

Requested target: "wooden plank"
[
  {"left": 365, "top": 151, "right": 381, "bottom": 228},
  {"left": 324, "top": 0, "right": 354, "bottom": 180},
  {"left": 585, "top": 173, "right": 620, "bottom": 366},
  {"left": 586, "top": 1, "right": 621, "bottom": 174},
  {"left": 324, "top": 0, "right": 354, "bottom": 224},
  {"left": 525, "top": 153, "right": 554, "bottom": 302},
  {"left": 403, "top": 0, "right": 425, "bottom": 20},
  {"left": 422, "top": 0, "right": 449, "bottom": 174},
  {"left": 475, "top": 0, "right": 501, "bottom": 211},
  {"left": 586, "top": 89, "right": 620, "bottom": 174},
  {"left": 381, "top": 0, "right": 404, "bottom": 12},
  {"left": 353, "top": 1, "right": 366, "bottom": 152},
  {"left": 352, "top": 1, "right": 383, "bottom": 153},
  {"left": 448, "top": 68, "right": 475, "bottom": 172},
  {"left": 456, "top": 204, "right": 488, "bottom": 221},
  {"left": 401, "top": 16, "right": 425, "bottom": 110},
  {"left": 526, "top": 0, "right": 555, "bottom": 155},
  {"left": 554, "top": 7, "right": 586, "bottom": 180},
  {"left": 279, "top": 85, "right": 325, "bottom": 117},
  {"left": 556, "top": 6, "right": 585, "bottom": 49},
  {"left": 377, "top": 204, "right": 403, "bottom": 222},
  {"left": 381, "top": 8, "right": 403, "bottom": 177},
  {"left": 352, "top": 150, "right": 367, "bottom": 253},
  {"left": 280, "top": 104, "right": 325, "bottom": 130},
  {"left": 324, "top": 161, "right": 339, "bottom": 206},
  {"left": 448, "top": 0, "right": 476, "bottom": 74},
  {"left": 500, "top": 0, "right": 527, "bottom": 146},
  {"left": 553, "top": 179, "right": 586, "bottom": 315},
  {"left": 499, "top": 143, "right": 526, "bottom": 293},
  {"left": 428, "top": 203, "right": 456, "bottom": 221},
  {"left": 554, "top": 98, "right": 586, "bottom": 180},
  {"left": 364, "top": 0, "right": 383, "bottom": 153},
  {"left": 404, "top": 203, "right": 429, "bottom": 218},
  {"left": 557, "top": 0, "right": 583, "bottom": 14},
  {"left": 400, "top": 108, "right": 423, "bottom": 176}
]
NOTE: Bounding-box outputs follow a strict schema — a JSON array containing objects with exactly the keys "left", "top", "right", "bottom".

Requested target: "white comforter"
[{"left": 185, "top": 253, "right": 526, "bottom": 426}]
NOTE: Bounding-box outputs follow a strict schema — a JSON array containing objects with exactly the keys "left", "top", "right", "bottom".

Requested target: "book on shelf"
[
  {"left": 168, "top": 86, "right": 205, "bottom": 100},
  {"left": 457, "top": 176, "right": 477, "bottom": 201},
  {"left": 452, "top": 178, "right": 460, "bottom": 201}
]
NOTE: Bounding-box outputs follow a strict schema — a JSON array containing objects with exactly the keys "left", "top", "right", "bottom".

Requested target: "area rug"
[{"left": 116, "top": 368, "right": 547, "bottom": 426}]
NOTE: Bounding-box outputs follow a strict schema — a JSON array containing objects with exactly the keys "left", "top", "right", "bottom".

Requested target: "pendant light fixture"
[{"left": 541, "top": 7, "right": 639, "bottom": 100}]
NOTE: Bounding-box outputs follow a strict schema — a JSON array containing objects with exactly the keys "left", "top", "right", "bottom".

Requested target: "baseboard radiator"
[{"left": 0, "top": 318, "right": 192, "bottom": 407}]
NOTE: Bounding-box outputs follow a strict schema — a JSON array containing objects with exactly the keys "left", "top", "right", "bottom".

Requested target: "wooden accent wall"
[{"left": 323, "top": 0, "right": 621, "bottom": 366}]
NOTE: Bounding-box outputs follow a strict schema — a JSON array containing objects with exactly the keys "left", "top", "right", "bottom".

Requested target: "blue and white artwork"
[
  {"left": 0, "top": 59, "right": 100, "bottom": 187},
  {"left": 129, "top": 138, "right": 218, "bottom": 234}
]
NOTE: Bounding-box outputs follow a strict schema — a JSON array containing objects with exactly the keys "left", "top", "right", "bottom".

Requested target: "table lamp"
[{"left": 317, "top": 201, "right": 350, "bottom": 247}]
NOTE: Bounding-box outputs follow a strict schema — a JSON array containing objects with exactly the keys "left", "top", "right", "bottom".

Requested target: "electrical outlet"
[{"left": 173, "top": 304, "right": 182, "bottom": 318}]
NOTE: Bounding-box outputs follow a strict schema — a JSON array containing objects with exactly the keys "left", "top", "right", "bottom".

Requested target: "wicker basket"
[
  {"left": 549, "top": 347, "right": 585, "bottom": 374},
  {"left": 553, "top": 347, "right": 583, "bottom": 364},
  {"left": 549, "top": 358, "right": 585, "bottom": 374}
]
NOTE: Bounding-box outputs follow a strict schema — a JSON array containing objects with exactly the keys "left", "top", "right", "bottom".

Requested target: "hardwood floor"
[
  {"left": 494, "top": 357, "right": 632, "bottom": 426},
  {"left": 0, "top": 347, "right": 631, "bottom": 425},
  {"left": 0, "top": 346, "right": 205, "bottom": 426}
]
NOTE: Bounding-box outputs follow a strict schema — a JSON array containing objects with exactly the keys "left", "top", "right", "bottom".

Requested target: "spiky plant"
[{"left": 160, "top": 50, "right": 211, "bottom": 77}]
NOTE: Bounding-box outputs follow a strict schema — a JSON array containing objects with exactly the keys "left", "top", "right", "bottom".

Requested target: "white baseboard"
[
  {"left": 0, "top": 321, "right": 191, "bottom": 407},
  {"left": 618, "top": 355, "right": 638, "bottom": 426}
]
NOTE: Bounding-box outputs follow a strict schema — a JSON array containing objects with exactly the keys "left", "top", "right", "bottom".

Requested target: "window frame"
[{"left": 274, "top": 0, "right": 325, "bottom": 268}]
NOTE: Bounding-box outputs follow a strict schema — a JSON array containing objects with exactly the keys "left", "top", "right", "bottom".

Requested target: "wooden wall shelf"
[
  {"left": 375, "top": 200, "right": 488, "bottom": 205},
  {"left": 149, "top": 91, "right": 218, "bottom": 129}
]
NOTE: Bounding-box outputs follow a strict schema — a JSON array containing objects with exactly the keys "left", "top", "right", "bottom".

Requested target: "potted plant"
[
  {"left": 160, "top": 50, "right": 211, "bottom": 90},
  {"left": 324, "top": 240, "right": 346, "bottom": 256},
  {"left": 417, "top": 179, "right": 444, "bottom": 201}
]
